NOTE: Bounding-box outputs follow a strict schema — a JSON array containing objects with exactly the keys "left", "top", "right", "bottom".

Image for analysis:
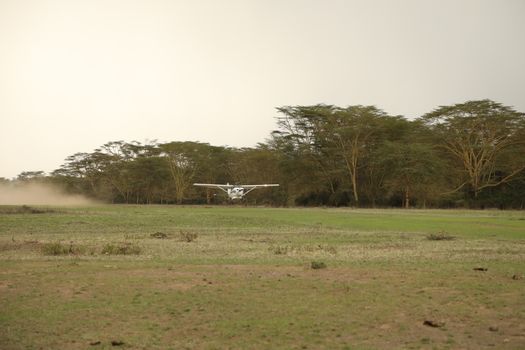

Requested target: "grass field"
[{"left": 0, "top": 205, "right": 524, "bottom": 349}]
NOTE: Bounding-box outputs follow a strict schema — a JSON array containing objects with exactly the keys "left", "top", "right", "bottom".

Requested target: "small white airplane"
[{"left": 193, "top": 183, "right": 279, "bottom": 200}]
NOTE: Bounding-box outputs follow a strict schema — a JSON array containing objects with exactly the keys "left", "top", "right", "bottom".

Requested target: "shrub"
[
  {"left": 272, "top": 245, "right": 289, "bottom": 255},
  {"left": 311, "top": 261, "right": 327, "bottom": 269},
  {"left": 42, "top": 242, "right": 69, "bottom": 255},
  {"left": 427, "top": 231, "right": 455, "bottom": 241},
  {"left": 101, "top": 243, "right": 141, "bottom": 255},
  {"left": 42, "top": 242, "right": 82, "bottom": 256},
  {"left": 150, "top": 232, "right": 168, "bottom": 239},
  {"left": 179, "top": 231, "right": 197, "bottom": 242}
]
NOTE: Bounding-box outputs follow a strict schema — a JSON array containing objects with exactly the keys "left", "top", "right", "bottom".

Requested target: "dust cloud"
[{"left": 0, "top": 183, "right": 94, "bottom": 205}]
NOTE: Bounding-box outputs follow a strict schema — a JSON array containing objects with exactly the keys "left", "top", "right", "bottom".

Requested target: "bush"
[
  {"left": 311, "top": 261, "right": 327, "bottom": 269},
  {"left": 150, "top": 232, "right": 168, "bottom": 239},
  {"left": 179, "top": 231, "right": 197, "bottom": 242},
  {"left": 272, "top": 245, "right": 289, "bottom": 255},
  {"left": 42, "top": 242, "right": 82, "bottom": 256},
  {"left": 427, "top": 231, "right": 455, "bottom": 241},
  {"left": 101, "top": 243, "right": 141, "bottom": 255}
]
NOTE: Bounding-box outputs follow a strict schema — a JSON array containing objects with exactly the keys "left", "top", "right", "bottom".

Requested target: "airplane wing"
[
  {"left": 240, "top": 184, "right": 279, "bottom": 195},
  {"left": 193, "top": 183, "right": 234, "bottom": 193},
  {"left": 193, "top": 183, "right": 234, "bottom": 188}
]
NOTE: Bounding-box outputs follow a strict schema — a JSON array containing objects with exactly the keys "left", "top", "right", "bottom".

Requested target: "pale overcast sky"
[{"left": 1, "top": 0, "right": 524, "bottom": 179}]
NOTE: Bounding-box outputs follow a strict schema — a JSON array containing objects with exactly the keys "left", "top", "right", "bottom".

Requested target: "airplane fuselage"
[
  {"left": 227, "top": 187, "right": 245, "bottom": 200},
  {"left": 193, "top": 183, "right": 279, "bottom": 200}
]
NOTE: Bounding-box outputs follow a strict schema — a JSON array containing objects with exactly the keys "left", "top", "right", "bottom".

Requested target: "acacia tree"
[
  {"left": 127, "top": 156, "right": 170, "bottom": 204},
  {"left": 16, "top": 171, "right": 46, "bottom": 182},
  {"left": 192, "top": 146, "right": 232, "bottom": 204},
  {"left": 421, "top": 100, "right": 525, "bottom": 200},
  {"left": 274, "top": 105, "right": 342, "bottom": 200},
  {"left": 96, "top": 140, "right": 162, "bottom": 203},
  {"left": 360, "top": 116, "right": 413, "bottom": 206},
  {"left": 274, "top": 104, "right": 396, "bottom": 206},
  {"left": 94, "top": 141, "right": 134, "bottom": 203},
  {"left": 325, "top": 106, "right": 391, "bottom": 205},
  {"left": 55, "top": 152, "right": 111, "bottom": 198},
  {"left": 268, "top": 132, "right": 331, "bottom": 205},
  {"left": 227, "top": 145, "right": 283, "bottom": 205},
  {"left": 160, "top": 141, "right": 212, "bottom": 204},
  {"left": 377, "top": 141, "right": 445, "bottom": 208}
]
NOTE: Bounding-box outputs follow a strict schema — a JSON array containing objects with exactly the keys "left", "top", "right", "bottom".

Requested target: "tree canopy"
[{"left": 8, "top": 99, "right": 525, "bottom": 209}]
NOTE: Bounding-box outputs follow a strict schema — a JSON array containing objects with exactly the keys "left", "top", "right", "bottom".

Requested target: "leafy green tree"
[
  {"left": 160, "top": 141, "right": 212, "bottom": 204},
  {"left": 127, "top": 156, "right": 171, "bottom": 204},
  {"left": 360, "top": 115, "right": 419, "bottom": 205},
  {"left": 377, "top": 141, "right": 445, "bottom": 208},
  {"left": 227, "top": 145, "right": 283, "bottom": 205},
  {"left": 95, "top": 141, "right": 161, "bottom": 203},
  {"left": 193, "top": 145, "right": 232, "bottom": 204},
  {"left": 274, "top": 104, "right": 398, "bottom": 206},
  {"left": 55, "top": 152, "right": 108, "bottom": 197},
  {"left": 273, "top": 105, "right": 343, "bottom": 205},
  {"left": 325, "top": 106, "right": 393, "bottom": 205}
]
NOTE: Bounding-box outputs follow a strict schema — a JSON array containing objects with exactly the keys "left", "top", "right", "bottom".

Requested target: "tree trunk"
[{"left": 351, "top": 171, "right": 359, "bottom": 205}]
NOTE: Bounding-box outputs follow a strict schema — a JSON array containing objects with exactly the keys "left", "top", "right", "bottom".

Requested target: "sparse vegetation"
[
  {"left": 310, "top": 261, "right": 327, "bottom": 269},
  {"left": 427, "top": 231, "right": 455, "bottom": 241},
  {"left": 0, "top": 205, "right": 56, "bottom": 214},
  {"left": 101, "top": 243, "right": 141, "bottom": 255},
  {"left": 0, "top": 240, "right": 40, "bottom": 253},
  {"left": 271, "top": 244, "right": 337, "bottom": 255},
  {"left": 41, "top": 241, "right": 83, "bottom": 255},
  {"left": 179, "top": 230, "right": 197, "bottom": 242},
  {"left": 150, "top": 231, "right": 168, "bottom": 239},
  {"left": 272, "top": 245, "right": 289, "bottom": 255},
  {"left": 41, "top": 242, "right": 69, "bottom": 255},
  {"left": 0, "top": 205, "right": 524, "bottom": 349}
]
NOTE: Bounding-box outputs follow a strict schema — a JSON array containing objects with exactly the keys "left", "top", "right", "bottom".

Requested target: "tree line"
[{"left": 3, "top": 99, "right": 525, "bottom": 208}]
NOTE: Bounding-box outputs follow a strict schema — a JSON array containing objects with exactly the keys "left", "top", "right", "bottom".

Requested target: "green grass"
[{"left": 0, "top": 205, "right": 524, "bottom": 349}]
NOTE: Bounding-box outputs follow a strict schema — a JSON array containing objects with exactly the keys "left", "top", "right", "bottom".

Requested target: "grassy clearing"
[{"left": 0, "top": 205, "right": 524, "bottom": 349}]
